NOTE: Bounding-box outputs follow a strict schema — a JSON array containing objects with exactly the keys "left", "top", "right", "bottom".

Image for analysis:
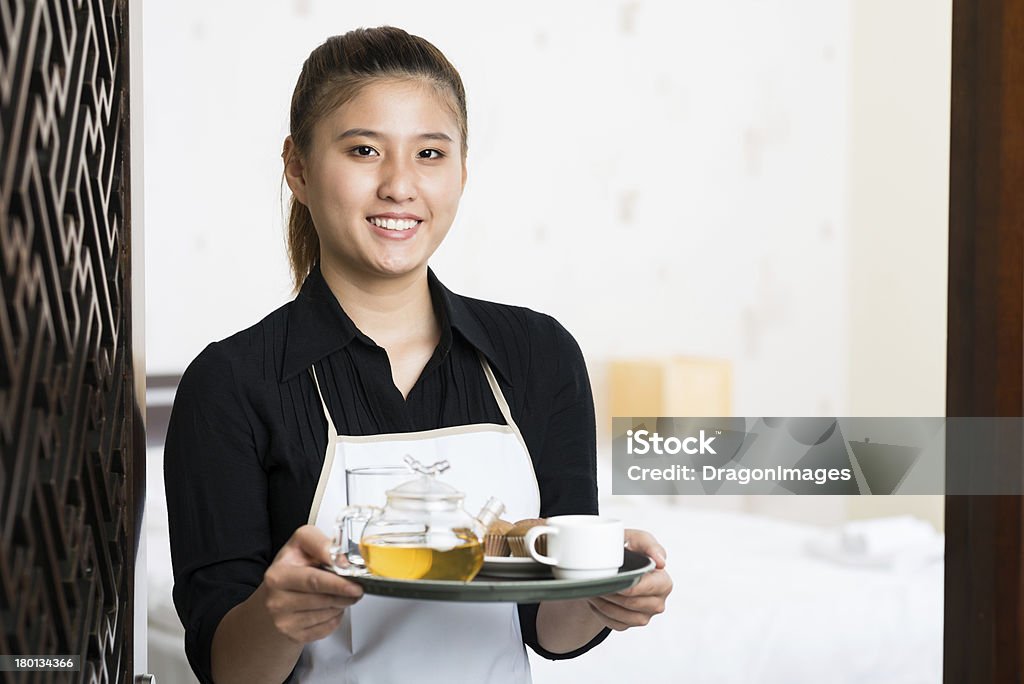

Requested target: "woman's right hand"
[{"left": 260, "top": 524, "right": 364, "bottom": 644}]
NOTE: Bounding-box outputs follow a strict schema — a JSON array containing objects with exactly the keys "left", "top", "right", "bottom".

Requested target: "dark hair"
[{"left": 282, "top": 26, "right": 468, "bottom": 292}]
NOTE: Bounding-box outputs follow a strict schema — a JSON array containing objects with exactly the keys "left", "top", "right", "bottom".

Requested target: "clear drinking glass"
[{"left": 342, "top": 466, "right": 413, "bottom": 565}]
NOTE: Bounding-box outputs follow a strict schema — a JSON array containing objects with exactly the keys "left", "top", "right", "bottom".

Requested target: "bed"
[{"left": 528, "top": 496, "right": 943, "bottom": 684}]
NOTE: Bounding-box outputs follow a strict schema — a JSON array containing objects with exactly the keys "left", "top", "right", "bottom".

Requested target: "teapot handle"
[{"left": 329, "top": 504, "right": 383, "bottom": 577}]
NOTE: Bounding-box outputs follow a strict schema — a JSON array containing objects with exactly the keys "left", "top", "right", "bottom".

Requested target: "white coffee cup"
[{"left": 524, "top": 515, "right": 625, "bottom": 579}]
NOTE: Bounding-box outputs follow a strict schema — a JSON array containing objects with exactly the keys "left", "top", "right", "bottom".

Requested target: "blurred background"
[{"left": 143, "top": 1, "right": 950, "bottom": 681}]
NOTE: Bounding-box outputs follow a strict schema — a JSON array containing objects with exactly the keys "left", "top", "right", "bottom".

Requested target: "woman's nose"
[{"left": 377, "top": 156, "right": 417, "bottom": 202}]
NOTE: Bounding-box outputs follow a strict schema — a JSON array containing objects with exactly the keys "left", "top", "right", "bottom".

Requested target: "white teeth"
[{"left": 369, "top": 217, "right": 419, "bottom": 231}]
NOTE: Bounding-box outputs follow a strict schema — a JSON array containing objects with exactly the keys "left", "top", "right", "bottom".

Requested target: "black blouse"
[{"left": 163, "top": 262, "right": 610, "bottom": 683}]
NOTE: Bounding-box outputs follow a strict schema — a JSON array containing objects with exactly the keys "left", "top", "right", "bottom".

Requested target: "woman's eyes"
[{"left": 348, "top": 146, "right": 445, "bottom": 160}]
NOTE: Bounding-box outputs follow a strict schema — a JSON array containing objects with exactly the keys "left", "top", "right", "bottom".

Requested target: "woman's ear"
[
  {"left": 460, "top": 158, "right": 468, "bottom": 194},
  {"left": 282, "top": 136, "right": 309, "bottom": 205}
]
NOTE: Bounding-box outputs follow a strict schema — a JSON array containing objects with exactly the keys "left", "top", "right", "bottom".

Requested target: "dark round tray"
[{"left": 323, "top": 550, "right": 655, "bottom": 602}]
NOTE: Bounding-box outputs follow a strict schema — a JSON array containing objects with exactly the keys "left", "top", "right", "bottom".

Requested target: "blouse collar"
[{"left": 280, "top": 262, "right": 512, "bottom": 386}]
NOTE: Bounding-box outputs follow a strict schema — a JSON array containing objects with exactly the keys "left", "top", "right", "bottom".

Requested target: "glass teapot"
[{"left": 331, "top": 456, "right": 505, "bottom": 582}]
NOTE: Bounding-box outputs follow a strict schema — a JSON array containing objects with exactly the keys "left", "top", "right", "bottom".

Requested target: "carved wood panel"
[{"left": 0, "top": 0, "right": 136, "bottom": 682}]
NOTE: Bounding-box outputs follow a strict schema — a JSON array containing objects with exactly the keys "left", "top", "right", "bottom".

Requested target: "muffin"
[
  {"left": 484, "top": 519, "right": 514, "bottom": 557},
  {"left": 507, "top": 518, "right": 548, "bottom": 557}
]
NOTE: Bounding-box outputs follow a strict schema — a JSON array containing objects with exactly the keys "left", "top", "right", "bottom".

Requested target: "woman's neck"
[{"left": 318, "top": 260, "right": 438, "bottom": 349}]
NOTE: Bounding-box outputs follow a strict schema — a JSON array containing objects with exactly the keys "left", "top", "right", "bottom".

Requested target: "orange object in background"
[{"left": 608, "top": 357, "right": 733, "bottom": 418}]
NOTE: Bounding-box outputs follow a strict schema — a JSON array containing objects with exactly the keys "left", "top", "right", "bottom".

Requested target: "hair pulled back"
[{"left": 283, "top": 26, "right": 468, "bottom": 291}]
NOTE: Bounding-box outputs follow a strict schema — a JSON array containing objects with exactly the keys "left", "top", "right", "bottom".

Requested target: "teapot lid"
[{"left": 386, "top": 456, "right": 464, "bottom": 502}]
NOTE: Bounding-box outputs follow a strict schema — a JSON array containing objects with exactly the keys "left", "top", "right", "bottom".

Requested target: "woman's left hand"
[{"left": 585, "top": 529, "right": 673, "bottom": 631}]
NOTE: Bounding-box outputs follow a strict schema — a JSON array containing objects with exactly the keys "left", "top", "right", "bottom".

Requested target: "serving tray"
[{"left": 322, "top": 550, "right": 654, "bottom": 602}]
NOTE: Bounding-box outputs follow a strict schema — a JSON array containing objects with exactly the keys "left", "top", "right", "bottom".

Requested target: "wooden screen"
[{"left": 0, "top": 0, "right": 138, "bottom": 682}]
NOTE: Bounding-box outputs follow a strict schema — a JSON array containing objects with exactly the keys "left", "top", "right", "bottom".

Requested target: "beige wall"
[
  {"left": 618, "top": 1, "right": 954, "bottom": 533},
  {"left": 147, "top": 1, "right": 951, "bottom": 533},
  {"left": 849, "top": 1, "right": 951, "bottom": 417},
  {"left": 753, "top": 0, "right": 952, "bottom": 532},
  {"left": 845, "top": 0, "right": 951, "bottom": 531}
]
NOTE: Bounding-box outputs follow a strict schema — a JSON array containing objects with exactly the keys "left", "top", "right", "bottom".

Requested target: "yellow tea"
[{"left": 359, "top": 530, "right": 484, "bottom": 581}]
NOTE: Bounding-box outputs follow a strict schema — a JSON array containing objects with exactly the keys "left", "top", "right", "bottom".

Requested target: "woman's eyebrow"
[
  {"left": 418, "top": 132, "right": 454, "bottom": 143},
  {"left": 336, "top": 128, "right": 378, "bottom": 141},
  {"left": 335, "top": 128, "right": 453, "bottom": 143}
]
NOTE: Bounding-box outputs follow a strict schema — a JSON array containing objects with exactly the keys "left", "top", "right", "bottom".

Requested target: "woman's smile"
[{"left": 366, "top": 213, "right": 424, "bottom": 239}]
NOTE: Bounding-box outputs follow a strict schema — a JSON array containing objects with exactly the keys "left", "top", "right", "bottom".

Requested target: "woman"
[{"left": 164, "top": 26, "right": 672, "bottom": 684}]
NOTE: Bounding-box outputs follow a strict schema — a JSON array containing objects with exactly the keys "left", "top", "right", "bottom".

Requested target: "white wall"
[
  {"left": 145, "top": 0, "right": 950, "bottom": 523},
  {"left": 144, "top": 1, "right": 850, "bottom": 421}
]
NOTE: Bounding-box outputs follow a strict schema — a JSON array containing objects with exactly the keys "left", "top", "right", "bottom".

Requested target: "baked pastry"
[
  {"left": 484, "top": 519, "right": 514, "bottom": 557},
  {"left": 507, "top": 518, "right": 548, "bottom": 557}
]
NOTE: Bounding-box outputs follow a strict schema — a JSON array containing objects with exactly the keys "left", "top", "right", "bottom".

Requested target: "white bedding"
[
  {"left": 147, "top": 447, "right": 942, "bottom": 683},
  {"left": 529, "top": 497, "right": 943, "bottom": 684}
]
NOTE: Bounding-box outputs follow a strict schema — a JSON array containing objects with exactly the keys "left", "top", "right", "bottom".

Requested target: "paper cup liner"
[
  {"left": 484, "top": 533, "right": 510, "bottom": 557},
  {"left": 507, "top": 535, "right": 546, "bottom": 558}
]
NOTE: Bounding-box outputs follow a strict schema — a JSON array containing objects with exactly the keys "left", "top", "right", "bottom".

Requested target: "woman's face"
[{"left": 288, "top": 79, "right": 467, "bottom": 282}]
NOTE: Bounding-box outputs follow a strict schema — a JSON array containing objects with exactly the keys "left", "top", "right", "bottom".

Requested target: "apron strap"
[
  {"left": 309, "top": 365, "right": 339, "bottom": 443},
  {"left": 477, "top": 352, "right": 534, "bottom": 468},
  {"left": 478, "top": 352, "right": 516, "bottom": 429},
  {"left": 308, "top": 365, "right": 340, "bottom": 525}
]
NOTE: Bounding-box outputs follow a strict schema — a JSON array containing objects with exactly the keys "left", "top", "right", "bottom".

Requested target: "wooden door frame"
[{"left": 944, "top": 0, "right": 1024, "bottom": 680}]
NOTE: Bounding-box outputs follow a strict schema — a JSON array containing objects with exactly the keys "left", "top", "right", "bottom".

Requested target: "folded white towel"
[
  {"left": 840, "top": 515, "right": 936, "bottom": 556},
  {"left": 804, "top": 515, "right": 944, "bottom": 570}
]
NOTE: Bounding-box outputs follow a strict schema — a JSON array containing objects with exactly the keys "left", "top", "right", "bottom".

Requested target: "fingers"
[
  {"left": 265, "top": 586, "right": 359, "bottom": 613},
  {"left": 261, "top": 525, "right": 368, "bottom": 645},
  {"left": 624, "top": 528, "right": 667, "bottom": 568},
  {"left": 597, "top": 590, "right": 667, "bottom": 615},
  {"left": 294, "top": 610, "right": 346, "bottom": 643},
  {"left": 587, "top": 598, "right": 645, "bottom": 631},
  {"left": 289, "top": 525, "right": 335, "bottom": 566},
  {"left": 595, "top": 571, "right": 669, "bottom": 618},
  {"left": 589, "top": 593, "right": 666, "bottom": 629},
  {"left": 265, "top": 564, "right": 363, "bottom": 600},
  {"left": 614, "top": 568, "right": 674, "bottom": 601},
  {"left": 587, "top": 568, "right": 672, "bottom": 632},
  {"left": 274, "top": 606, "right": 346, "bottom": 644},
  {"left": 289, "top": 606, "right": 346, "bottom": 630}
]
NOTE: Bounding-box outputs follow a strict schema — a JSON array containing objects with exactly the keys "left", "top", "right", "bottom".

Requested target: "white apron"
[{"left": 293, "top": 353, "right": 541, "bottom": 684}]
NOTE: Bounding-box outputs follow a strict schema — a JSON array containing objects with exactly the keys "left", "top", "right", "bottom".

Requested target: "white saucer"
[{"left": 480, "top": 556, "right": 552, "bottom": 579}]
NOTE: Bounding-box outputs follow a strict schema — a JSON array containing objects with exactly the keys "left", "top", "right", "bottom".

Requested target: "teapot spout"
[{"left": 474, "top": 497, "right": 506, "bottom": 539}]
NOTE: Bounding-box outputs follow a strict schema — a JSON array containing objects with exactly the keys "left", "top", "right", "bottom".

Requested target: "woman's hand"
[
  {"left": 261, "top": 524, "right": 364, "bottom": 644},
  {"left": 585, "top": 528, "right": 673, "bottom": 631}
]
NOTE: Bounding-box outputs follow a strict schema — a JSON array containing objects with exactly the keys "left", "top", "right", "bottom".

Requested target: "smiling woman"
[
  {"left": 162, "top": 26, "right": 671, "bottom": 684},
  {"left": 280, "top": 28, "right": 469, "bottom": 295}
]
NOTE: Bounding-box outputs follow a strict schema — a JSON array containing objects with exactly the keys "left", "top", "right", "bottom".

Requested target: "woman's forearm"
[
  {"left": 535, "top": 599, "right": 607, "bottom": 654},
  {"left": 211, "top": 583, "right": 305, "bottom": 684}
]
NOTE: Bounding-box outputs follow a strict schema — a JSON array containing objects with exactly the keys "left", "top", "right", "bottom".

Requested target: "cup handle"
[
  {"left": 330, "top": 504, "right": 381, "bottom": 576},
  {"left": 524, "top": 525, "right": 559, "bottom": 566}
]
